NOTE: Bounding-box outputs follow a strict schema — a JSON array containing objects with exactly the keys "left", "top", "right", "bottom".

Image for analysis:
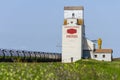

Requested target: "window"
[
  {"left": 71, "top": 21, "right": 73, "bottom": 24},
  {"left": 103, "top": 55, "right": 105, "bottom": 58},
  {"left": 72, "top": 13, "right": 75, "bottom": 18},
  {"left": 94, "top": 55, "right": 97, "bottom": 58}
]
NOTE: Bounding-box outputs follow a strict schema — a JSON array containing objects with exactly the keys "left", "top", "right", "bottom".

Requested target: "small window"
[
  {"left": 72, "top": 13, "right": 75, "bottom": 18},
  {"left": 71, "top": 21, "right": 73, "bottom": 24},
  {"left": 94, "top": 55, "right": 97, "bottom": 58},
  {"left": 103, "top": 55, "right": 105, "bottom": 58}
]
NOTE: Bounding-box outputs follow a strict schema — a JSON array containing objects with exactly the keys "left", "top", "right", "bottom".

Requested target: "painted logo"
[{"left": 67, "top": 29, "right": 77, "bottom": 34}]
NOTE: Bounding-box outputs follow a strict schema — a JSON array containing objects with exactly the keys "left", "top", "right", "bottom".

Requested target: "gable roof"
[
  {"left": 94, "top": 49, "right": 113, "bottom": 53},
  {"left": 64, "top": 6, "right": 84, "bottom": 10}
]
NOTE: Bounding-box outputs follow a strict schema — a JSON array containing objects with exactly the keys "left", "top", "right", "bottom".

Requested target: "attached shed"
[{"left": 93, "top": 49, "right": 113, "bottom": 61}]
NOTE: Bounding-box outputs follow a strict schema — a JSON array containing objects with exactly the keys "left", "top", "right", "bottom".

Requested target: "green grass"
[{"left": 0, "top": 60, "right": 120, "bottom": 80}]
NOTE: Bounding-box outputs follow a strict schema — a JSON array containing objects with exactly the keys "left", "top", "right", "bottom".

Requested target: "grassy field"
[{"left": 0, "top": 60, "right": 120, "bottom": 80}]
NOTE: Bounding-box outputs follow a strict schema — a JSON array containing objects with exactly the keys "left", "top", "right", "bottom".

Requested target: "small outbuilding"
[{"left": 93, "top": 49, "right": 113, "bottom": 61}]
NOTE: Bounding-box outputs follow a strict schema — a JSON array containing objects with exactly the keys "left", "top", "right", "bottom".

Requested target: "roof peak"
[{"left": 64, "top": 6, "right": 84, "bottom": 10}]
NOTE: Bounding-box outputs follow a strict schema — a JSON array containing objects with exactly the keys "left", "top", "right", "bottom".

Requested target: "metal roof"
[
  {"left": 64, "top": 6, "right": 84, "bottom": 10},
  {"left": 94, "top": 49, "right": 113, "bottom": 53}
]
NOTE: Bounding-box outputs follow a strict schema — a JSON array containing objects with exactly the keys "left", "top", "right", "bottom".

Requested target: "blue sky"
[{"left": 0, "top": 0, "right": 119, "bottom": 58}]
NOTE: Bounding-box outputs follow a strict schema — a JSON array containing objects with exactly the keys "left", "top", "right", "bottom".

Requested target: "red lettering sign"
[
  {"left": 67, "top": 29, "right": 77, "bottom": 34},
  {"left": 66, "top": 35, "right": 78, "bottom": 38}
]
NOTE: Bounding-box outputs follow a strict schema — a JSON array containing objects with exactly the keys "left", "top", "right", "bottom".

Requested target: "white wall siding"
[
  {"left": 62, "top": 25, "right": 82, "bottom": 63},
  {"left": 93, "top": 53, "right": 112, "bottom": 61},
  {"left": 64, "top": 10, "right": 83, "bottom": 19},
  {"left": 83, "top": 38, "right": 95, "bottom": 51}
]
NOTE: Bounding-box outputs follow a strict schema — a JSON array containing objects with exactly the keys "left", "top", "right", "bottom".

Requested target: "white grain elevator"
[{"left": 62, "top": 6, "right": 85, "bottom": 63}]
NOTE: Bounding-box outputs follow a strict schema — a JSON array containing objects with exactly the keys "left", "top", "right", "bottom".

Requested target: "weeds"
[{"left": 0, "top": 60, "right": 119, "bottom": 80}]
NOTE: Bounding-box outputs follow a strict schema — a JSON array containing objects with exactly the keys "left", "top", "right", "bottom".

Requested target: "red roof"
[{"left": 94, "top": 49, "right": 113, "bottom": 53}]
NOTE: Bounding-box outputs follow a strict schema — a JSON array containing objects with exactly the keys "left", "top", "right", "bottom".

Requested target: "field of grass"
[{"left": 0, "top": 60, "right": 120, "bottom": 80}]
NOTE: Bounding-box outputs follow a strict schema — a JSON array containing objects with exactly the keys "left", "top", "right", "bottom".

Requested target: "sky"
[{"left": 0, "top": 0, "right": 120, "bottom": 58}]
